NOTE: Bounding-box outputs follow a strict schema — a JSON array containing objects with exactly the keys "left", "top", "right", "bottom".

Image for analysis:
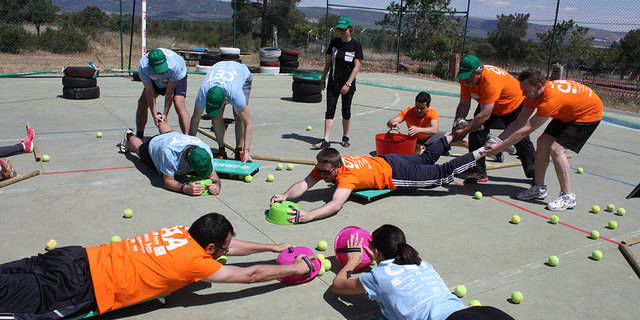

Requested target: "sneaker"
[
  {"left": 341, "top": 136, "right": 351, "bottom": 148},
  {"left": 119, "top": 129, "right": 134, "bottom": 153},
  {"left": 515, "top": 185, "right": 548, "bottom": 201},
  {"left": 506, "top": 145, "right": 517, "bottom": 155},
  {"left": 455, "top": 170, "right": 472, "bottom": 179},
  {"left": 453, "top": 118, "right": 468, "bottom": 131},
  {"left": 312, "top": 139, "right": 330, "bottom": 149},
  {"left": 22, "top": 128, "right": 35, "bottom": 152},
  {"left": 214, "top": 149, "right": 228, "bottom": 160},
  {"left": 546, "top": 192, "right": 576, "bottom": 211},
  {"left": 488, "top": 152, "right": 504, "bottom": 163},
  {"left": 464, "top": 172, "right": 489, "bottom": 184}
]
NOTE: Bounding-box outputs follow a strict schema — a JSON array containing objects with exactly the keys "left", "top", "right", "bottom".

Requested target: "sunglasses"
[
  {"left": 216, "top": 244, "right": 229, "bottom": 254},
  {"left": 316, "top": 166, "right": 336, "bottom": 176}
]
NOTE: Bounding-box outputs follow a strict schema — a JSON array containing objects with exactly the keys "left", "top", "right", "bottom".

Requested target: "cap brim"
[
  {"left": 335, "top": 23, "right": 349, "bottom": 29},
  {"left": 456, "top": 71, "right": 473, "bottom": 80},
  {"left": 152, "top": 63, "right": 168, "bottom": 74}
]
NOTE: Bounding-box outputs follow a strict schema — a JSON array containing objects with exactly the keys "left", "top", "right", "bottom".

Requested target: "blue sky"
[{"left": 298, "top": 0, "right": 639, "bottom": 32}]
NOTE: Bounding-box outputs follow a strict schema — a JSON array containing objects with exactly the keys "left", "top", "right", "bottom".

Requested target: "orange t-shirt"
[
  {"left": 86, "top": 225, "right": 221, "bottom": 314},
  {"left": 525, "top": 80, "right": 603, "bottom": 123},
  {"left": 460, "top": 65, "right": 524, "bottom": 116},
  {"left": 309, "top": 155, "right": 395, "bottom": 190},
  {"left": 397, "top": 106, "right": 439, "bottom": 140}
]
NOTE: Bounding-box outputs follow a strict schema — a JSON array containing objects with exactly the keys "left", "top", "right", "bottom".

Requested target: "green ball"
[
  {"left": 276, "top": 163, "right": 284, "bottom": 170},
  {"left": 45, "top": 239, "right": 57, "bottom": 251},
  {"left": 306, "top": 125, "right": 312, "bottom": 131},
  {"left": 511, "top": 215, "right": 521, "bottom": 224},
  {"left": 369, "top": 260, "right": 377, "bottom": 267},
  {"left": 316, "top": 254, "right": 325, "bottom": 261},
  {"left": 96, "top": 132, "right": 103, "bottom": 138},
  {"left": 592, "top": 250, "right": 603, "bottom": 261},
  {"left": 473, "top": 191, "right": 483, "bottom": 199},
  {"left": 42, "top": 154, "right": 50, "bottom": 162},
  {"left": 548, "top": 255, "right": 559, "bottom": 267},
  {"left": 244, "top": 175, "right": 253, "bottom": 183},
  {"left": 217, "top": 255, "right": 228, "bottom": 264},
  {"left": 608, "top": 220, "right": 618, "bottom": 229},
  {"left": 616, "top": 208, "right": 626, "bottom": 216},
  {"left": 549, "top": 215, "right": 559, "bottom": 224},
  {"left": 590, "top": 230, "right": 600, "bottom": 240},
  {"left": 317, "top": 266, "right": 326, "bottom": 276},
  {"left": 111, "top": 235, "right": 122, "bottom": 242},
  {"left": 511, "top": 291, "right": 524, "bottom": 304},
  {"left": 286, "top": 163, "right": 294, "bottom": 171},
  {"left": 123, "top": 208, "right": 134, "bottom": 218},
  {"left": 576, "top": 167, "right": 583, "bottom": 174},
  {"left": 454, "top": 285, "right": 467, "bottom": 298},
  {"left": 606, "top": 204, "right": 616, "bottom": 212},
  {"left": 322, "top": 259, "right": 332, "bottom": 271},
  {"left": 591, "top": 205, "right": 601, "bottom": 214},
  {"left": 317, "top": 240, "right": 328, "bottom": 251},
  {"left": 266, "top": 174, "right": 275, "bottom": 182},
  {"left": 468, "top": 299, "right": 481, "bottom": 306}
]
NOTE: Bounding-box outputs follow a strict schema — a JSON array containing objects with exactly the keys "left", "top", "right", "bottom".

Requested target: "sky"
[{"left": 297, "top": 0, "right": 639, "bottom": 32}]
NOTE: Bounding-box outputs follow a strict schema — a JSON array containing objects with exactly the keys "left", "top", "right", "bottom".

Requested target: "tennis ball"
[
  {"left": 306, "top": 125, "right": 312, "bottom": 131},
  {"left": 369, "top": 260, "right": 377, "bottom": 267},
  {"left": 454, "top": 285, "right": 467, "bottom": 298},
  {"left": 548, "top": 255, "right": 559, "bottom": 267},
  {"left": 317, "top": 254, "right": 325, "bottom": 261},
  {"left": 318, "top": 266, "right": 326, "bottom": 276},
  {"left": 511, "top": 291, "right": 524, "bottom": 304},
  {"left": 591, "top": 205, "right": 600, "bottom": 214},
  {"left": 473, "top": 191, "right": 482, "bottom": 199},
  {"left": 317, "top": 240, "right": 328, "bottom": 251},
  {"left": 266, "top": 174, "right": 275, "bottom": 182},
  {"left": 606, "top": 204, "right": 616, "bottom": 212},
  {"left": 322, "top": 259, "right": 332, "bottom": 271},
  {"left": 549, "top": 215, "right": 559, "bottom": 224},
  {"left": 608, "top": 220, "right": 618, "bottom": 229},
  {"left": 616, "top": 208, "right": 626, "bottom": 216},
  {"left": 591, "top": 250, "right": 603, "bottom": 261},
  {"left": 511, "top": 215, "right": 521, "bottom": 224},
  {"left": 42, "top": 154, "right": 50, "bottom": 162},
  {"left": 244, "top": 175, "right": 253, "bottom": 183},
  {"left": 469, "top": 299, "right": 481, "bottom": 306},
  {"left": 217, "top": 255, "right": 228, "bottom": 265},
  {"left": 286, "top": 163, "right": 294, "bottom": 171},
  {"left": 576, "top": 167, "right": 583, "bottom": 174},
  {"left": 276, "top": 163, "right": 284, "bottom": 170},
  {"left": 45, "top": 239, "right": 57, "bottom": 251},
  {"left": 590, "top": 230, "right": 600, "bottom": 240},
  {"left": 111, "top": 235, "right": 122, "bottom": 242},
  {"left": 123, "top": 208, "right": 133, "bottom": 218},
  {"left": 96, "top": 132, "right": 103, "bottom": 138}
]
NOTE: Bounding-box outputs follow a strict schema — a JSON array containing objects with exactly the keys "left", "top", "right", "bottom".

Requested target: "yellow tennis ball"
[
  {"left": 111, "top": 235, "right": 122, "bottom": 242},
  {"left": 42, "top": 154, "right": 50, "bottom": 162},
  {"left": 454, "top": 285, "right": 467, "bottom": 298},
  {"left": 316, "top": 254, "right": 325, "bottom": 261},
  {"left": 549, "top": 215, "right": 559, "bottom": 224},
  {"left": 266, "top": 174, "right": 275, "bottom": 182},
  {"left": 123, "top": 208, "right": 133, "bottom": 218},
  {"left": 590, "top": 230, "right": 600, "bottom": 240},
  {"left": 322, "top": 259, "right": 332, "bottom": 271},
  {"left": 317, "top": 265, "right": 326, "bottom": 276},
  {"left": 469, "top": 299, "right": 481, "bottom": 306},
  {"left": 45, "top": 239, "right": 57, "bottom": 251},
  {"left": 473, "top": 191, "right": 482, "bottom": 199},
  {"left": 276, "top": 163, "right": 284, "bottom": 170},
  {"left": 591, "top": 250, "right": 603, "bottom": 261},
  {"left": 317, "top": 240, "right": 328, "bottom": 251},
  {"left": 591, "top": 205, "right": 600, "bottom": 213},
  {"left": 244, "top": 175, "right": 253, "bottom": 183},
  {"left": 607, "top": 220, "right": 618, "bottom": 229},
  {"left": 616, "top": 208, "right": 626, "bottom": 216},
  {"left": 511, "top": 291, "right": 524, "bottom": 304},
  {"left": 511, "top": 215, "right": 521, "bottom": 224},
  {"left": 217, "top": 255, "right": 228, "bottom": 264},
  {"left": 548, "top": 255, "right": 559, "bottom": 267},
  {"left": 96, "top": 132, "right": 103, "bottom": 138}
]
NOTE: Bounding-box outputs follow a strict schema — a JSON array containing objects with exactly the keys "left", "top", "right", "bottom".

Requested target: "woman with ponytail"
[{"left": 331, "top": 224, "right": 514, "bottom": 320}]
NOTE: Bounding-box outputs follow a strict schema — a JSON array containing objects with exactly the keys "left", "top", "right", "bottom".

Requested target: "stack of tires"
[
  {"left": 259, "top": 47, "right": 281, "bottom": 74},
  {"left": 196, "top": 52, "right": 220, "bottom": 73},
  {"left": 292, "top": 69, "right": 323, "bottom": 103},
  {"left": 220, "top": 47, "right": 241, "bottom": 63},
  {"left": 279, "top": 49, "right": 301, "bottom": 74},
  {"left": 62, "top": 66, "right": 100, "bottom": 100}
]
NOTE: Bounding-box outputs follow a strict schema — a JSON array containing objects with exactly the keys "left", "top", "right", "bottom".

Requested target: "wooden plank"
[{"left": 0, "top": 170, "right": 40, "bottom": 188}]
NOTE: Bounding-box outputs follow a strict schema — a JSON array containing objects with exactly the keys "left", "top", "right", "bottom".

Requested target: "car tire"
[{"left": 62, "top": 86, "right": 100, "bottom": 100}]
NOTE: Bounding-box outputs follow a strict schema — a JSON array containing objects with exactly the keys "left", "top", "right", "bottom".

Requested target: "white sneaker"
[
  {"left": 487, "top": 134, "right": 516, "bottom": 155},
  {"left": 515, "top": 185, "right": 547, "bottom": 200},
  {"left": 547, "top": 192, "right": 576, "bottom": 211},
  {"left": 119, "top": 129, "right": 134, "bottom": 153}
]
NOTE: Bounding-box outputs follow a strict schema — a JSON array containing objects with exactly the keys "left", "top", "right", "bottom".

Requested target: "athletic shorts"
[
  {"left": 543, "top": 118, "right": 600, "bottom": 153},
  {"left": 153, "top": 75, "right": 188, "bottom": 97},
  {"left": 137, "top": 135, "right": 163, "bottom": 171},
  {"left": 446, "top": 306, "right": 515, "bottom": 320}
]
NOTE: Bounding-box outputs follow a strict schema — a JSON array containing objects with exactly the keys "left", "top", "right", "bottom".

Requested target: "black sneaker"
[
  {"left": 464, "top": 172, "right": 489, "bottom": 184},
  {"left": 312, "top": 139, "right": 330, "bottom": 149},
  {"left": 455, "top": 170, "right": 472, "bottom": 179},
  {"left": 341, "top": 136, "right": 351, "bottom": 148}
]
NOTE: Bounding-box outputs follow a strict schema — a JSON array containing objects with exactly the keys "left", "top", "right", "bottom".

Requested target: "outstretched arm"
[
  {"left": 204, "top": 255, "right": 312, "bottom": 284},
  {"left": 227, "top": 239, "right": 291, "bottom": 256},
  {"left": 289, "top": 187, "right": 352, "bottom": 223},
  {"left": 270, "top": 175, "right": 318, "bottom": 205},
  {"left": 488, "top": 114, "right": 548, "bottom": 156}
]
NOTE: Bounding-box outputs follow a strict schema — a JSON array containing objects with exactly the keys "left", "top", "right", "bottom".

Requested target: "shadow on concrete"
[{"left": 124, "top": 152, "right": 164, "bottom": 189}]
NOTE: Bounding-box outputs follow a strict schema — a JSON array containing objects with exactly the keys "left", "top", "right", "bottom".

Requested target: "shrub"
[
  {"left": 38, "top": 27, "right": 87, "bottom": 53},
  {"left": 0, "top": 23, "right": 28, "bottom": 53}
]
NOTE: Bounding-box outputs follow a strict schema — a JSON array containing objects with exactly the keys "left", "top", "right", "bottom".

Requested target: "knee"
[
  {"left": 536, "top": 135, "right": 552, "bottom": 149},
  {"left": 549, "top": 142, "right": 565, "bottom": 157}
]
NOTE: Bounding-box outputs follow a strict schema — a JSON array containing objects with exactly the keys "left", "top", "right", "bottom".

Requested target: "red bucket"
[{"left": 375, "top": 129, "right": 417, "bottom": 155}]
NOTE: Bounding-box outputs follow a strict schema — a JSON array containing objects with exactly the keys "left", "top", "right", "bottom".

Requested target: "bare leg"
[
  {"left": 322, "top": 119, "right": 334, "bottom": 140},
  {"left": 550, "top": 141, "right": 571, "bottom": 194},
  {"left": 128, "top": 135, "right": 144, "bottom": 154},
  {"left": 233, "top": 107, "right": 245, "bottom": 149},
  {"left": 212, "top": 108, "right": 227, "bottom": 151},
  {"left": 157, "top": 118, "right": 173, "bottom": 134},
  {"left": 534, "top": 134, "right": 554, "bottom": 186},
  {"left": 136, "top": 92, "right": 149, "bottom": 136},
  {"left": 188, "top": 106, "right": 203, "bottom": 136},
  {"left": 173, "top": 95, "right": 190, "bottom": 134}
]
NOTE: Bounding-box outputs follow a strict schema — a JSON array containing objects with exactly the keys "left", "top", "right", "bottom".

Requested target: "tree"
[
  {"left": 23, "top": 0, "right": 58, "bottom": 36},
  {"left": 487, "top": 13, "right": 529, "bottom": 62},
  {"left": 74, "top": 6, "right": 110, "bottom": 37},
  {"left": 537, "top": 20, "right": 592, "bottom": 65},
  {"left": 618, "top": 29, "right": 640, "bottom": 75},
  {"left": 0, "top": 0, "right": 26, "bottom": 24}
]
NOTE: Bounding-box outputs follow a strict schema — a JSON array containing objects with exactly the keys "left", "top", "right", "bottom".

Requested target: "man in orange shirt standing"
[
  {"left": 270, "top": 134, "right": 488, "bottom": 223},
  {"left": 0, "top": 213, "right": 313, "bottom": 318},
  {"left": 453, "top": 56, "right": 536, "bottom": 184},
  {"left": 487, "top": 69, "right": 603, "bottom": 211}
]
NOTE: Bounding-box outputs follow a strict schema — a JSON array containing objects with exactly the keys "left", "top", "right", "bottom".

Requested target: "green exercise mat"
[
  {"left": 352, "top": 189, "right": 394, "bottom": 201},
  {"left": 213, "top": 159, "right": 261, "bottom": 176}
]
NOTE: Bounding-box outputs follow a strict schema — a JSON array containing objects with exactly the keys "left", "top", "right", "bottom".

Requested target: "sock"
[{"left": 136, "top": 130, "right": 144, "bottom": 139}]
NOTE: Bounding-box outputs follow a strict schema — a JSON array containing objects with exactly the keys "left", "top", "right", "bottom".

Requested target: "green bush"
[
  {"left": 38, "top": 27, "right": 87, "bottom": 53},
  {"left": 431, "top": 61, "right": 448, "bottom": 79},
  {"left": 0, "top": 23, "right": 28, "bottom": 53}
]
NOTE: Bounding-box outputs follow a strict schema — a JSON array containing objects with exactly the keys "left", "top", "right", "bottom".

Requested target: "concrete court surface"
[{"left": 1, "top": 72, "right": 639, "bottom": 320}]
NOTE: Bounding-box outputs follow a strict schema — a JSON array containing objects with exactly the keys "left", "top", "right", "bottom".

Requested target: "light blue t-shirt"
[
  {"left": 148, "top": 132, "right": 214, "bottom": 177},
  {"left": 138, "top": 48, "right": 187, "bottom": 88},
  {"left": 195, "top": 61, "right": 251, "bottom": 111},
  {"left": 359, "top": 259, "right": 466, "bottom": 320}
]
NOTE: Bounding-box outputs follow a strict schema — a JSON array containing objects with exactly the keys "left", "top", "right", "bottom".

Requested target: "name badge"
[{"left": 344, "top": 51, "right": 355, "bottom": 62}]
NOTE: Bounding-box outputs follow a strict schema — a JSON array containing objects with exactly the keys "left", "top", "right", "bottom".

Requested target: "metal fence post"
[{"left": 546, "top": 0, "right": 561, "bottom": 78}]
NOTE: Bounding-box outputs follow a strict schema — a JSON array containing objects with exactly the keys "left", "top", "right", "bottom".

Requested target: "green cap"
[
  {"left": 206, "top": 86, "right": 226, "bottom": 117},
  {"left": 188, "top": 147, "right": 213, "bottom": 179},
  {"left": 457, "top": 55, "right": 482, "bottom": 80},
  {"left": 148, "top": 48, "right": 169, "bottom": 74},
  {"left": 335, "top": 16, "right": 352, "bottom": 29}
]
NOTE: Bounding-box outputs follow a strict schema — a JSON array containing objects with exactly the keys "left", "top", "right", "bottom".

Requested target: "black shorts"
[
  {"left": 543, "top": 118, "right": 600, "bottom": 153},
  {"left": 152, "top": 75, "right": 188, "bottom": 96},
  {"left": 446, "top": 306, "right": 514, "bottom": 320},
  {"left": 0, "top": 246, "right": 96, "bottom": 317},
  {"left": 137, "top": 135, "right": 161, "bottom": 171}
]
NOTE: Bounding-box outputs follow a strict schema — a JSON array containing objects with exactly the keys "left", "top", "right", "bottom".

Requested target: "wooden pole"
[
  {"left": 619, "top": 243, "right": 640, "bottom": 278},
  {"left": 0, "top": 170, "right": 40, "bottom": 188},
  {"left": 26, "top": 123, "right": 40, "bottom": 162}
]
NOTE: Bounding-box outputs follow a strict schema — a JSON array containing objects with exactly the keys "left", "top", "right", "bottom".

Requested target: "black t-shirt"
[{"left": 326, "top": 38, "right": 364, "bottom": 89}]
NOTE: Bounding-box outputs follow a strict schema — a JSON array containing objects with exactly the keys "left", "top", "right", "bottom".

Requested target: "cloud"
[
  {"left": 562, "top": 6, "right": 578, "bottom": 12},
  {"left": 478, "top": 0, "right": 512, "bottom": 6}
]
